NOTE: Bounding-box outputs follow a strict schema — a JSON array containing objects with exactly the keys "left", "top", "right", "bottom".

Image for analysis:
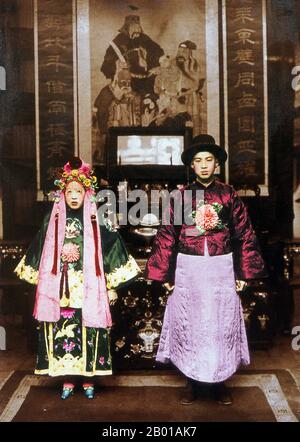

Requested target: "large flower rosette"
[
  {"left": 190, "top": 200, "right": 225, "bottom": 235},
  {"left": 61, "top": 243, "right": 80, "bottom": 264}
]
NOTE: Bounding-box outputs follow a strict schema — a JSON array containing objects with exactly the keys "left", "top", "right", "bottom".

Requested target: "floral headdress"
[{"left": 54, "top": 157, "right": 98, "bottom": 192}]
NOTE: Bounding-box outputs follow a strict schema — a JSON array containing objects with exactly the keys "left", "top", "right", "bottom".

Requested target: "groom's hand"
[
  {"left": 236, "top": 280, "right": 247, "bottom": 292},
  {"left": 163, "top": 282, "right": 175, "bottom": 293},
  {"left": 108, "top": 289, "right": 118, "bottom": 305}
]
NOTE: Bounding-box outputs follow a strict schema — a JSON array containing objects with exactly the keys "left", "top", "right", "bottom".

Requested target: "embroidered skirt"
[
  {"left": 35, "top": 308, "right": 112, "bottom": 377},
  {"left": 156, "top": 249, "right": 250, "bottom": 383}
]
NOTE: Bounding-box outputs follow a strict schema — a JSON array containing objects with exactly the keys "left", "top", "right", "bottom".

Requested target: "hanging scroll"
[
  {"left": 224, "top": 0, "right": 268, "bottom": 194},
  {"left": 35, "top": 0, "right": 75, "bottom": 192}
]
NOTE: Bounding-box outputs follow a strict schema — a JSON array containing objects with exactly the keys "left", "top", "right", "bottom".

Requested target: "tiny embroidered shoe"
[
  {"left": 83, "top": 383, "right": 95, "bottom": 399},
  {"left": 61, "top": 383, "right": 74, "bottom": 400}
]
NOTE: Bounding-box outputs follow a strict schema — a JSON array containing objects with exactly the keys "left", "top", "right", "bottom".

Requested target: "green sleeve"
[
  {"left": 100, "top": 224, "right": 140, "bottom": 289},
  {"left": 14, "top": 211, "right": 51, "bottom": 285},
  {"left": 15, "top": 210, "right": 141, "bottom": 289}
]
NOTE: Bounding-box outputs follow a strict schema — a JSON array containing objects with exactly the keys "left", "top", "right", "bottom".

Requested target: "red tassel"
[
  {"left": 91, "top": 214, "right": 101, "bottom": 276},
  {"left": 59, "top": 263, "right": 65, "bottom": 299},
  {"left": 59, "top": 262, "right": 70, "bottom": 299},
  {"left": 51, "top": 212, "right": 59, "bottom": 275},
  {"left": 65, "top": 262, "right": 70, "bottom": 299},
  {"left": 59, "top": 262, "right": 69, "bottom": 300}
]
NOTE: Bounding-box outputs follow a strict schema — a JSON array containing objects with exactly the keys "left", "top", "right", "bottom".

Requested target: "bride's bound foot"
[
  {"left": 83, "top": 383, "right": 95, "bottom": 399},
  {"left": 61, "top": 383, "right": 74, "bottom": 400}
]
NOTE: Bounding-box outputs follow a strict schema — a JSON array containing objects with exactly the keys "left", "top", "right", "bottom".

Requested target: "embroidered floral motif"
[
  {"left": 35, "top": 312, "right": 113, "bottom": 376},
  {"left": 63, "top": 341, "right": 76, "bottom": 352},
  {"left": 49, "top": 353, "right": 84, "bottom": 374},
  {"left": 65, "top": 218, "right": 81, "bottom": 239},
  {"left": 61, "top": 243, "right": 80, "bottom": 262},
  {"left": 50, "top": 190, "right": 61, "bottom": 203},
  {"left": 60, "top": 268, "right": 84, "bottom": 308},
  {"left": 105, "top": 255, "right": 141, "bottom": 289},
  {"left": 14, "top": 256, "right": 39, "bottom": 285},
  {"left": 191, "top": 200, "right": 225, "bottom": 235},
  {"left": 61, "top": 308, "right": 76, "bottom": 319}
]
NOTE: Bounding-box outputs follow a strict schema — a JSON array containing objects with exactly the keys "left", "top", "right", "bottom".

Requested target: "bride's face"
[{"left": 65, "top": 181, "right": 85, "bottom": 209}]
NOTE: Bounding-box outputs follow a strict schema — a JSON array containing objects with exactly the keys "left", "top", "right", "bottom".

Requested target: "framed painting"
[{"left": 77, "top": 0, "right": 221, "bottom": 167}]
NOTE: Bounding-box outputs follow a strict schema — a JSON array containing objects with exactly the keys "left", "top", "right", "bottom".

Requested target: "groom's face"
[{"left": 191, "top": 151, "right": 219, "bottom": 182}]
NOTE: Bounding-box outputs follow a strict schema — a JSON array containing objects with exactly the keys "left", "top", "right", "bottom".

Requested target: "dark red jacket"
[{"left": 145, "top": 179, "right": 268, "bottom": 283}]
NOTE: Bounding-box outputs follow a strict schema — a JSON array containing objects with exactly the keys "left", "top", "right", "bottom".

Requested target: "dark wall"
[
  {"left": 264, "top": 0, "right": 298, "bottom": 238},
  {"left": 0, "top": 0, "right": 36, "bottom": 240}
]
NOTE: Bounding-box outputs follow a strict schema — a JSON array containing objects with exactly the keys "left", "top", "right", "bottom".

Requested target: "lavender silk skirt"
[{"left": 156, "top": 243, "right": 250, "bottom": 383}]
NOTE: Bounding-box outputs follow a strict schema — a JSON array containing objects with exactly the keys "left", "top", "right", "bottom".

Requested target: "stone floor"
[{"left": 0, "top": 287, "right": 300, "bottom": 422}]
